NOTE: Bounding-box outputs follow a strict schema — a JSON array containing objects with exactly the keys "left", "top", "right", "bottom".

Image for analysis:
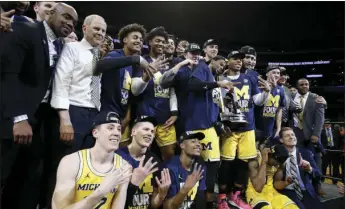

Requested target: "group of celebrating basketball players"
[{"left": 1, "top": 2, "right": 342, "bottom": 209}]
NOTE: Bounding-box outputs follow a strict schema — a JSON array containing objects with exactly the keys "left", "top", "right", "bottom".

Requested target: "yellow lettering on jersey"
[
  {"left": 234, "top": 86, "right": 250, "bottom": 100},
  {"left": 154, "top": 72, "right": 170, "bottom": 98},
  {"left": 188, "top": 182, "right": 199, "bottom": 201},
  {"left": 266, "top": 94, "right": 280, "bottom": 108},
  {"left": 139, "top": 174, "right": 153, "bottom": 193},
  {"left": 123, "top": 70, "right": 132, "bottom": 90},
  {"left": 263, "top": 94, "right": 280, "bottom": 117}
]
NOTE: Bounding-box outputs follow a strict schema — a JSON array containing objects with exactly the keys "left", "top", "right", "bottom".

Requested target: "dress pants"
[
  {"left": 1, "top": 103, "right": 50, "bottom": 209},
  {"left": 69, "top": 105, "right": 99, "bottom": 152}
]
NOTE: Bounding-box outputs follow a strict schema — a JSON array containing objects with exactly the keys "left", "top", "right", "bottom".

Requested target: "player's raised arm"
[{"left": 110, "top": 179, "right": 130, "bottom": 209}]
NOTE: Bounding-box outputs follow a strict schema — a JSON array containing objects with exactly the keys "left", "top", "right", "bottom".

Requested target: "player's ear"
[
  {"left": 131, "top": 128, "right": 136, "bottom": 137},
  {"left": 180, "top": 142, "right": 185, "bottom": 150},
  {"left": 92, "top": 128, "right": 98, "bottom": 138}
]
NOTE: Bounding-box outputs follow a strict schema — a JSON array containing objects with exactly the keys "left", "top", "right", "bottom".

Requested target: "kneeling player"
[
  {"left": 163, "top": 132, "right": 206, "bottom": 209},
  {"left": 117, "top": 116, "right": 172, "bottom": 209},
  {"left": 52, "top": 111, "right": 132, "bottom": 209},
  {"left": 246, "top": 145, "right": 298, "bottom": 209}
]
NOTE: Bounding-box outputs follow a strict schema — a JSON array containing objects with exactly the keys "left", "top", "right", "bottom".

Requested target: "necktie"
[
  {"left": 44, "top": 39, "right": 62, "bottom": 103},
  {"left": 298, "top": 95, "right": 304, "bottom": 130},
  {"left": 90, "top": 48, "right": 101, "bottom": 111},
  {"left": 52, "top": 39, "right": 61, "bottom": 70},
  {"left": 327, "top": 128, "right": 334, "bottom": 147},
  {"left": 282, "top": 106, "right": 288, "bottom": 124},
  {"left": 289, "top": 154, "right": 303, "bottom": 200}
]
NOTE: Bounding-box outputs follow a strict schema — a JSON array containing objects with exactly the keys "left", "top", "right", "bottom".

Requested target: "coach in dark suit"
[
  {"left": 0, "top": 3, "right": 78, "bottom": 209},
  {"left": 274, "top": 127, "right": 324, "bottom": 209},
  {"left": 321, "top": 120, "right": 341, "bottom": 183}
]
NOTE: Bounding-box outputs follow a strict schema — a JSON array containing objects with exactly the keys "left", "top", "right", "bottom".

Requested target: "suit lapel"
[{"left": 39, "top": 22, "right": 50, "bottom": 67}]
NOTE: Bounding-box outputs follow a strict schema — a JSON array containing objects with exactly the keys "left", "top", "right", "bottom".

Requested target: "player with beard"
[
  {"left": 132, "top": 27, "right": 181, "bottom": 160},
  {"left": 217, "top": 50, "right": 271, "bottom": 209},
  {"left": 203, "top": 39, "right": 219, "bottom": 65},
  {"left": 258, "top": 66, "right": 286, "bottom": 147},
  {"left": 159, "top": 43, "right": 237, "bottom": 209},
  {"left": 164, "top": 34, "right": 177, "bottom": 60},
  {"left": 239, "top": 46, "right": 259, "bottom": 80},
  {"left": 162, "top": 132, "right": 206, "bottom": 209},
  {"left": 117, "top": 116, "right": 171, "bottom": 209},
  {"left": 246, "top": 145, "right": 298, "bottom": 209},
  {"left": 101, "top": 23, "right": 149, "bottom": 147}
]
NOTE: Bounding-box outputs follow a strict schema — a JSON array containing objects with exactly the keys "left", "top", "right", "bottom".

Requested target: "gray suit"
[{"left": 290, "top": 92, "right": 325, "bottom": 144}]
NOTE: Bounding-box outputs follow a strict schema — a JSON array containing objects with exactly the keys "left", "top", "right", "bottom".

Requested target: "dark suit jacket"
[
  {"left": 321, "top": 127, "right": 339, "bottom": 149},
  {"left": 290, "top": 92, "right": 325, "bottom": 153},
  {"left": 0, "top": 21, "right": 55, "bottom": 138},
  {"left": 280, "top": 148, "right": 323, "bottom": 209}
]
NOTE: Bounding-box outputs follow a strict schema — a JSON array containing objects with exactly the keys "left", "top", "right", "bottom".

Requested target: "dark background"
[{"left": 25, "top": 1, "right": 344, "bottom": 51}]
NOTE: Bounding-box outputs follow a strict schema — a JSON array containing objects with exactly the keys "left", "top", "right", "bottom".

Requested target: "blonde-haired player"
[
  {"left": 52, "top": 111, "right": 132, "bottom": 209},
  {"left": 246, "top": 145, "right": 298, "bottom": 209}
]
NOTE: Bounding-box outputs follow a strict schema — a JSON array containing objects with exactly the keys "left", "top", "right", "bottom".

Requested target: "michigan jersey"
[
  {"left": 74, "top": 149, "right": 125, "bottom": 209},
  {"left": 224, "top": 73, "right": 260, "bottom": 131},
  {"left": 164, "top": 156, "right": 206, "bottom": 209},
  {"left": 246, "top": 158, "right": 296, "bottom": 209},
  {"left": 174, "top": 61, "right": 219, "bottom": 132},
  {"left": 134, "top": 56, "right": 179, "bottom": 124},
  {"left": 261, "top": 86, "right": 285, "bottom": 138},
  {"left": 116, "top": 147, "right": 160, "bottom": 209},
  {"left": 101, "top": 49, "right": 138, "bottom": 119}
]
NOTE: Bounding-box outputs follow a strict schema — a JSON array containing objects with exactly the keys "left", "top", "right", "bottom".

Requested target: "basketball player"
[
  {"left": 240, "top": 45, "right": 259, "bottom": 79},
  {"left": 117, "top": 116, "right": 171, "bottom": 209},
  {"left": 246, "top": 145, "right": 298, "bottom": 209},
  {"left": 159, "top": 43, "right": 237, "bottom": 209},
  {"left": 203, "top": 39, "right": 219, "bottom": 65},
  {"left": 52, "top": 111, "right": 132, "bottom": 209},
  {"left": 218, "top": 50, "right": 271, "bottom": 209},
  {"left": 132, "top": 27, "right": 182, "bottom": 160},
  {"left": 101, "top": 23, "right": 147, "bottom": 147},
  {"left": 258, "top": 66, "right": 286, "bottom": 147},
  {"left": 162, "top": 131, "right": 206, "bottom": 209}
]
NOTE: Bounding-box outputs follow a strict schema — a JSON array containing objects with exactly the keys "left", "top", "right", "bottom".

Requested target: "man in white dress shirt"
[{"left": 51, "top": 14, "right": 107, "bottom": 152}]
